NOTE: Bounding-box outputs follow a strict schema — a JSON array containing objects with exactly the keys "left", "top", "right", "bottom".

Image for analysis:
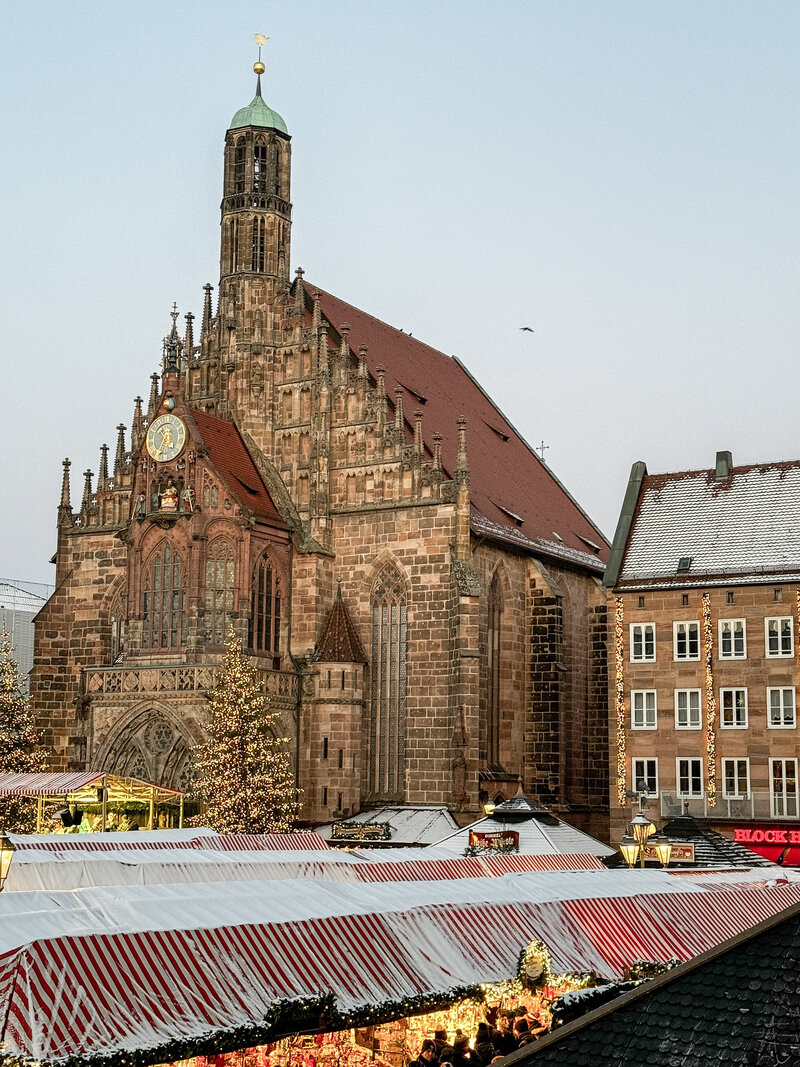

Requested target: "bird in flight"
[{"left": 520, "top": 326, "right": 534, "bottom": 332}]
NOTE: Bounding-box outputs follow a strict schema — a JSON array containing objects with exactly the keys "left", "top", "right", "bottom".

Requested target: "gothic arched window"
[
  {"left": 252, "top": 217, "right": 266, "bottom": 271},
  {"left": 369, "top": 564, "right": 407, "bottom": 798},
  {"left": 230, "top": 218, "right": 239, "bottom": 271},
  {"left": 109, "top": 593, "right": 126, "bottom": 664},
  {"left": 205, "top": 540, "right": 235, "bottom": 645},
  {"left": 233, "top": 138, "right": 246, "bottom": 193},
  {"left": 486, "top": 572, "right": 504, "bottom": 765},
  {"left": 142, "top": 544, "right": 186, "bottom": 649},
  {"left": 253, "top": 139, "right": 268, "bottom": 193},
  {"left": 249, "top": 552, "right": 281, "bottom": 656}
]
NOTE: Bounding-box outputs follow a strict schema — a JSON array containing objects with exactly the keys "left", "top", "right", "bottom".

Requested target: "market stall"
[
  {"left": 0, "top": 771, "right": 185, "bottom": 831},
  {"left": 0, "top": 867, "right": 799, "bottom": 1065}
]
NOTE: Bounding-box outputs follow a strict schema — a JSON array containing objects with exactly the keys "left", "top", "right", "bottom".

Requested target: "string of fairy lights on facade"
[
  {"left": 702, "top": 592, "right": 717, "bottom": 806},
  {"left": 614, "top": 597, "right": 626, "bottom": 805}
]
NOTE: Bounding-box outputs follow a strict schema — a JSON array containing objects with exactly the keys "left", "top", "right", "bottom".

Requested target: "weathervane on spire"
[{"left": 254, "top": 33, "right": 269, "bottom": 75}]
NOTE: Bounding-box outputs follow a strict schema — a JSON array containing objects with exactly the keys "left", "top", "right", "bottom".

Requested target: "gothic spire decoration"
[
  {"left": 184, "top": 312, "right": 195, "bottom": 365},
  {"left": 432, "top": 431, "right": 443, "bottom": 473},
  {"left": 148, "top": 373, "right": 159, "bottom": 419},
  {"left": 394, "top": 385, "right": 404, "bottom": 435},
  {"left": 98, "top": 444, "right": 109, "bottom": 486},
  {"left": 81, "top": 469, "right": 94, "bottom": 520},
  {"left": 357, "top": 343, "right": 368, "bottom": 380},
  {"left": 114, "top": 424, "right": 126, "bottom": 479},
  {"left": 414, "top": 410, "right": 424, "bottom": 456},
  {"left": 455, "top": 415, "right": 470, "bottom": 484},
  {"left": 294, "top": 267, "right": 305, "bottom": 313},
  {"left": 201, "top": 284, "right": 213, "bottom": 339},
  {"left": 131, "top": 398, "right": 143, "bottom": 451},
  {"left": 58, "top": 458, "right": 73, "bottom": 527},
  {"left": 163, "top": 304, "right": 181, "bottom": 374}
]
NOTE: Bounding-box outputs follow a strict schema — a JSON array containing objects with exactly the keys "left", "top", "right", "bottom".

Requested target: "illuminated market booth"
[{"left": 0, "top": 771, "right": 185, "bottom": 831}]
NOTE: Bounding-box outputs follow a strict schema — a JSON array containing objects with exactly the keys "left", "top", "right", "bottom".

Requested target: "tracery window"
[
  {"left": 249, "top": 552, "right": 281, "bottom": 655},
  {"left": 369, "top": 564, "right": 407, "bottom": 798},
  {"left": 142, "top": 544, "right": 186, "bottom": 649},
  {"left": 230, "top": 218, "right": 239, "bottom": 271},
  {"left": 253, "top": 139, "right": 268, "bottom": 192},
  {"left": 110, "top": 595, "right": 126, "bottom": 664},
  {"left": 233, "top": 138, "right": 246, "bottom": 193},
  {"left": 252, "top": 217, "right": 266, "bottom": 271},
  {"left": 205, "top": 540, "right": 235, "bottom": 645},
  {"left": 486, "top": 572, "right": 503, "bottom": 765}
]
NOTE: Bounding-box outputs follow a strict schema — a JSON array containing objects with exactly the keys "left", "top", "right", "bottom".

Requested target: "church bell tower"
[
  {"left": 192, "top": 45, "right": 296, "bottom": 435},
  {"left": 218, "top": 54, "right": 292, "bottom": 325}
]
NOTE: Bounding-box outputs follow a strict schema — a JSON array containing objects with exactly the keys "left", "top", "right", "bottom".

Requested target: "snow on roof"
[
  {"left": 318, "top": 805, "right": 459, "bottom": 845},
  {"left": 620, "top": 461, "right": 800, "bottom": 585},
  {"left": 2, "top": 871, "right": 799, "bottom": 1064},
  {"left": 433, "top": 813, "right": 616, "bottom": 857},
  {"left": 0, "top": 581, "right": 47, "bottom": 613}
]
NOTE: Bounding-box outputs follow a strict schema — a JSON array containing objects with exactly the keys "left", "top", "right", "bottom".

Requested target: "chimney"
[{"left": 715, "top": 450, "right": 733, "bottom": 481}]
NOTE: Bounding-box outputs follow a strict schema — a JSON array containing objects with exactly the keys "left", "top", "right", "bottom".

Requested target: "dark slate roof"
[
  {"left": 312, "top": 589, "right": 367, "bottom": 663},
  {"left": 660, "top": 816, "right": 777, "bottom": 868},
  {"left": 604, "top": 816, "right": 777, "bottom": 870},
  {"left": 305, "top": 284, "right": 609, "bottom": 568},
  {"left": 503, "top": 901, "right": 800, "bottom": 1066},
  {"left": 188, "top": 409, "right": 285, "bottom": 526},
  {"left": 618, "top": 459, "right": 800, "bottom": 587}
]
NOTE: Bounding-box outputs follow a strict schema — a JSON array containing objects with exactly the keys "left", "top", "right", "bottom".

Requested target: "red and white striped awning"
[
  {"left": 0, "top": 873, "right": 798, "bottom": 1064},
  {"left": 0, "top": 772, "right": 105, "bottom": 796},
  {"left": 11, "top": 831, "right": 329, "bottom": 853}
]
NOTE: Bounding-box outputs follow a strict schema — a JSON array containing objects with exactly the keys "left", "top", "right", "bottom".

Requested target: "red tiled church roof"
[
  {"left": 307, "top": 285, "right": 609, "bottom": 564},
  {"left": 189, "top": 409, "right": 285, "bottom": 526}
]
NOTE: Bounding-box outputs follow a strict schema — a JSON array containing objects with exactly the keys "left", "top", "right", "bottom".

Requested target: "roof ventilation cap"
[{"left": 715, "top": 450, "right": 733, "bottom": 481}]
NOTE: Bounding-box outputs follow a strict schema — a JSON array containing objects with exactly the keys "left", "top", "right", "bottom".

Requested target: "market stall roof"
[
  {"left": 503, "top": 900, "right": 800, "bottom": 1065},
  {"left": 318, "top": 805, "right": 460, "bottom": 847},
  {"left": 433, "top": 805, "right": 615, "bottom": 857},
  {"left": 1, "top": 869, "right": 799, "bottom": 1065},
  {"left": 0, "top": 771, "right": 183, "bottom": 803},
  {"left": 3, "top": 843, "right": 605, "bottom": 893}
]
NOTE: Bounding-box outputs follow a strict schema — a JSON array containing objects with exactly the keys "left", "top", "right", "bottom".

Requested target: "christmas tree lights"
[
  {"left": 0, "top": 633, "right": 47, "bottom": 832},
  {"left": 193, "top": 630, "right": 298, "bottom": 833}
]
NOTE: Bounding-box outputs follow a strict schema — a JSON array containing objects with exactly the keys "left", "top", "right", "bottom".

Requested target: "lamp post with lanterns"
[{"left": 619, "top": 812, "right": 673, "bottom": 869}]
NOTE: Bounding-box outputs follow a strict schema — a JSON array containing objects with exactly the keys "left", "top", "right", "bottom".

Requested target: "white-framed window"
[
  {"left": 630, "top": 622, "right": 656, "bottom": 662},
  {"left": 718, "top": 619, "right": 746, "bottom": 659},
  {"left": 720, "top": 688, "right": 748, "bottom": 729},
  {"left": 673, "top": 621, "right": 700, "bottom": 661},
  {"left": 770, "top": 758, "right": 799, "bottom": 817},
  {"left": 631, "top": 690, "right": 657, "bottom": 729},
  {"left": 765, "top": 617, "right": 794, "bottom": 658},
  {"left": 722, "top": 758, "right": 750, "bottom": 799},
  {"left": 675, "top": 689, "right": 702, "bottom": 730},
  {"left": 676, "top": 757, "right": 704, "bottom": 798},
  {"left": 767, "top": 687, "right": 796, "bottom": 728},
  {"left": 632, "top": 757, "right": 658, "bottom": 796}
]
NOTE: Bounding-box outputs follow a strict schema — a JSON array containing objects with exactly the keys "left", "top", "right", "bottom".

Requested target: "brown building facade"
[
  {"left": 605, "top": 450, "right": 800, "bottom": 856},
  {"left": 31, "top": 69, "right": 610, "bottom": 831}
]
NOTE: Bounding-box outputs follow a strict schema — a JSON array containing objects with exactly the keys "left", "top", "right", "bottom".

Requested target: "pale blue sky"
[{"left": 3, "top": 2, "right": 799, "bottom": 586}]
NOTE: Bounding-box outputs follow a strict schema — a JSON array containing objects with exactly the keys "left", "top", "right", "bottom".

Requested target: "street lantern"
[
  {"left": 483, "top": 801, "right": 496, "bottom": 816},
  {"left": 0, "top": 831, "right": 16, "bottom": 891},
  {"left": 630, "top": 811, "right": 656, "bottom": 845},
  {"left": 650, "top": 832, "right": 673, "bottom": 868},
  {"left": 619, "top": 833, "right": 640, "bottom": 868}
]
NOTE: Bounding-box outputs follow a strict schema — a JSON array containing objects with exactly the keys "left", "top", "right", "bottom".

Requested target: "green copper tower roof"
[{"left": 229, "top": 75, "right": 288, "bottom": 134}]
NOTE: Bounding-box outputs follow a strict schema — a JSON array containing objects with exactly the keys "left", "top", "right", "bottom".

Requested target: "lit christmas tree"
[
  {"left": 193, "top": 630, "right": 298, "bottom": 833},
  {"left": 0, "top": 633, "right": 48, "bottom": 832}
]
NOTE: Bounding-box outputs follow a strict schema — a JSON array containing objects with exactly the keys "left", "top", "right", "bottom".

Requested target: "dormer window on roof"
[
  {"left": 677, "top": 556, "right": 693, "bottom": 573},
  {"left": 496, "top": 504, "right": 524, "bottom": 527}
]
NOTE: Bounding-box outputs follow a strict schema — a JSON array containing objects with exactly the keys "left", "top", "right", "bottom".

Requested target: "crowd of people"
[{"left": 409, "top": 1008, "right": 553, "bottom": 1067}]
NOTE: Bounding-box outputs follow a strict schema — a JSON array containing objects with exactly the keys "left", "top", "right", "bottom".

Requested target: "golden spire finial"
[{"left": 254, "top": 33, "right": 268, "bottom": 75}]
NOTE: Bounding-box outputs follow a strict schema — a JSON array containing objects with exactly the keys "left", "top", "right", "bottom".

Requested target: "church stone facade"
[{"left": 31, "top": 71, "right": 611, "bottom": 833}]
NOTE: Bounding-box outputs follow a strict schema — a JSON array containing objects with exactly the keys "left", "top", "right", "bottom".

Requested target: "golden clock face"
[{"left": 146, "top": 414, "right": 187, "bottom": 462}]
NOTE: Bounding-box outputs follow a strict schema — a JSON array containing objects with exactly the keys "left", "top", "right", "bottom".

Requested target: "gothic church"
[{"left": 31, "top": 68, "right": 611, "bottom": 833}]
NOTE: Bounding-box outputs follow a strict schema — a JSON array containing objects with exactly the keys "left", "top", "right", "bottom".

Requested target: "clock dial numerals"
[{"left": 146, "top": 415, "right": 187, "bottom": 462}]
